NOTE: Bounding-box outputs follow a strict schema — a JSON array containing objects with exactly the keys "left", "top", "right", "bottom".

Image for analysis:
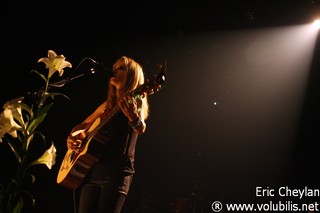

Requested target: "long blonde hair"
[{"left": 107, "top": 56, "right": 149, "bottom": 120}]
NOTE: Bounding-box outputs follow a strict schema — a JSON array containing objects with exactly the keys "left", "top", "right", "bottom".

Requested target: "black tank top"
[{"left": 87, "top": 111, "right": 138, "bottom": 181}]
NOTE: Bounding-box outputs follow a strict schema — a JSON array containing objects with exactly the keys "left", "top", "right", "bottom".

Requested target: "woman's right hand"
[
  {"left": 67, "top": 124, "right": 88, "bottom": 151},
  {"left": 67, "top": 135, "right": 82, "bottom": 151}
]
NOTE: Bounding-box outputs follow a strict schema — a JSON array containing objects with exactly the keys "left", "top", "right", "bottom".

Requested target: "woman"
[{"left": 66, "top": 56, "right": 149, "bottom": 213}]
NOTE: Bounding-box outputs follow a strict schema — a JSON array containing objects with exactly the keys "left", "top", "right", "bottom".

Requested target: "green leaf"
[
  {"left": 12, "top": 198, "right": 23, "bottom": 213},
  {"left": 30, "top": 70, "right": 47, "bottom": 82},
  {"left": 12, "top": 190, "right": 35, "bottom": 213},
  {"left": 22, "top": 173, "right": 36, "bottom": 185},
  {"left": 26, "top": 131, "right": 46, "bottom": 151},
  {"left": 27, "top": 103, "right": 53, "bottom": 133},
  {"left": 16, "top": 102, "right": 34, "bottom": 119},
  {"left": 7, "top": 141, "right": 22, "bottom": 164},
  {"left": 45, "top": 92, "right": 70, "bottom": 101}
]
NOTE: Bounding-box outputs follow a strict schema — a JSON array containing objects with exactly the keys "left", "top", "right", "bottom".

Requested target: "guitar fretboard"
[{"left": 87, "top": 106, "right": 121, "bottom": 140}]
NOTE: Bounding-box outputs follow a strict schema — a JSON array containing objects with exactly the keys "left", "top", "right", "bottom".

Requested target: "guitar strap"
[{"left": 101, "top": 106, "right": 114, "bottom": 119}]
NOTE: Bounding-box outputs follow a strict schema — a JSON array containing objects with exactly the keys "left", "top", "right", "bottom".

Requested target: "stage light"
[{"left": 312, "top": 19, "right": 320, "bottom": 29}]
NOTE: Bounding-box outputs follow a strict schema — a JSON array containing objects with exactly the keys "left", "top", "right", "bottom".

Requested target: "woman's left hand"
[{"left": 119, "top": 96, "right": 140, "bottom": 122}]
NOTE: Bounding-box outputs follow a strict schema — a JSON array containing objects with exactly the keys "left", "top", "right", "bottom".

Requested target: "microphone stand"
[
  {"left": 25, "top": 57, "right": 108, "bottom": 105},
  {"left": 48, "top": 57, "right": 98, "bottom": 88},
  {"left": 48, "top": 56, "right": 113, "bottom": 88},
  {"left": 48, "top": 73, "right": 86, "bottom": 88}
]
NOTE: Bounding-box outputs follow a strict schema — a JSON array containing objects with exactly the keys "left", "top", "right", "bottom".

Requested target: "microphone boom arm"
[{"left": 48, "top": 57, "right": 112, "bottom": 88}]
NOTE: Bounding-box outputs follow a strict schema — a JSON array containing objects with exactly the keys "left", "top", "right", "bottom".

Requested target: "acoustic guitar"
[{"left": 56, "top": 62, "right": 167, "bottom": 190}]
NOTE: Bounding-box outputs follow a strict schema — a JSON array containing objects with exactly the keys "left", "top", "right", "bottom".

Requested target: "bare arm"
[{"left": 67, "top": 101, "right": 108, "bottom": 150}]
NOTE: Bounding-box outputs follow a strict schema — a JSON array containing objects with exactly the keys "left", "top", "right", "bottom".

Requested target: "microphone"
[{"left": 86, "top": 57, "right": 114, "bottom": 77}]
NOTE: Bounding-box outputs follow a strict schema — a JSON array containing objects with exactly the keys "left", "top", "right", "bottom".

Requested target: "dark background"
[{"left": 1, "top": 1, "right": 320, "bottom": 212}]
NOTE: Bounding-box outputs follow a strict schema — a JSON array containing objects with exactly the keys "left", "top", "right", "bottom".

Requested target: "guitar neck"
[
  {"left": 85, "top": 67, "right": 166, "bottom": 140},
  {"left": 87, "top": 105, "right": 121, "bottom": 139}
]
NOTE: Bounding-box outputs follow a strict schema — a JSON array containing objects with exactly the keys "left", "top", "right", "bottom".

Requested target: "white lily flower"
[
  {"left": 0, "top": 50, "right": 72, "bottom": 212},
  {"left": 31, "top": 143, "right": 57, "bottom": 169},
  {"left": 38, "top": 50, "right": 72, "bottom": 78},
  {"left": 0, "top": 107, "right": 22, "bottom": 142},
  {"left": 3, "top": 97, "right": 25, "bottom": 127}
]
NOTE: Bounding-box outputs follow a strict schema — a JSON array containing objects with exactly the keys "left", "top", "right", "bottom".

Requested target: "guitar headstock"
[{"left": 135, "top": 60, "right": 167, "bottom": 96}]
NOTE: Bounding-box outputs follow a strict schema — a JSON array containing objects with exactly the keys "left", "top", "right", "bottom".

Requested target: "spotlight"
[{"left": 312, "top": 19, "right": 320, "bottom": 30}]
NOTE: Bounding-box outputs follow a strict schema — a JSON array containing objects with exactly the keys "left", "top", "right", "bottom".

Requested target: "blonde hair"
[{"left": 107, "top": 56, "right": 149, "bottom": 120}]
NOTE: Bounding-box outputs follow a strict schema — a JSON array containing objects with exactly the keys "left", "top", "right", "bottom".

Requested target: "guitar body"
[
  {"left": 57, "top": 118, "right": 107, "bottom": 190},
  {"left": 56, "top": 142, "right": 98, "bottom": 190}
]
